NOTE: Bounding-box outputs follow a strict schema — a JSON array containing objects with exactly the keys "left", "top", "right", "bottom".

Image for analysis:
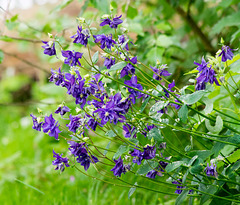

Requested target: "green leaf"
[
  {"left": 140, "top": 96, "right": 150, "bottom": 113},
  {"left": 104, "top": 141, "right": 111, "bottom": 156},
  {"left": 165, "top": 161, "right": 184, "bottom": 172},
  {"left": 107, "top": 61, "right": 127, "bottom": 72},
  {"left": 0, "top": 35, "right": 13, "bottom": 42},
  {"left": 128, "top": 182, "right": 137, "bottom": 199},
  {"left": 146, "top": 127, "right": 163, "bottom": 142},
  {"left": 180, "top": 90, "right": 207, "bottom": 104},
  {"left": 0, "top": 50, "right": 4, "bottom": 63},
  {"left": 202, "top": 97, "right": 213, "bottom": 114},
  {"left": 178, "top": 104, "right": 188, "bottom": 123},
  {"left": 190, "top": 164, "right": 203, "bottom": 174},
  {"left": 127, "top": 6, "right": 138, "bottom": 19},
  {"left": 156, "top": 35, "right": 176, "bottom": 48},
  {"left": 175, "top": 189, "right": 188, "bottom": 205},
  {"left": 105, "top": 130, "right": 116, "bottom": 138},
  {"left": 137, "top": 161, "right": 159, "bottom": 175},
  {"left": 188, "top": 156, "right": 198, "bottom": 166},
  {"left": 200, "top": 185, "right": 218, "bottom": 204},
  {"left": 211, "top": 12, "right": 240, "bottom": 35},
  {"left": 205, "top": 116, "right": 223, "bottom": 134},
  {"left": 92, "top": 51, "right": 99, "bottom": 64},
  {"left": 113, "top": 145, "right": 129, "bottom": 159},
  {"left": 149, "top": 101, "right": 169, "bottom": 115},
  {"left": 128, "top": 22, "right": 144, "bottom": 36}
]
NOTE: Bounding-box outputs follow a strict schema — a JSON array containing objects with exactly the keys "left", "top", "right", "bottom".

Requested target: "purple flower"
[
  {"left": 131, "top": 145, "right": 156, "bottom": 165},
  {"left": 204, "top": 162, "right": 217, "bottom": 177},
  {"left": 146, "top": 170, "right": 159, "bottom": 179},
  {"left": 195, "top": 65, "right": 220, "bottom": 91},
  {"left": 172, "top": 179, "right": 185, "bottom": 194},
  {"left": 218, "top": 46, "right": 234, "bottom": 62},
  {"left": 194, "top": 57, "right": 208, "bottom": 72},
  {"left": 62, "top": 50, "right": 83, "bottom": 67},
  {"left": 120, "top": 56, "right": 137, "bottom": 78},
  {"left": 42, "top": 41, "right": 56, "bottom": 56},
  {"left": 151, "top": 65, "right": 171, "bottom": 81},
  {"left": 30, "top": 114, "right": 43, "bottom": 131},
  {"left": 111, "top": 156, "right": 126, "bottom": 177},
  {"left": 52, "top": 149, "right": 70, "bottom": 172},
  {"left": 93, "top": 34, "right": 116, "bottom": 50},
  {"left": 143, "top": 124, "right": 156, "bottom": 137},
  {"left": 104, "top": 57, "right": 115, "bottom": 69},
  {"left": 71, "top": 26, "right": 90, "bottom": 47},
  {"left": 68, "top": 141, "right": 99, "bottom": 171},
  {"left": 42, "top": 114, "right": 61, "bottom": 140},
  {"left": 49, "top": 68, "right": 64, "bottom": 86},
  {"left": 100, "top": 15, "right": 123, "bottom": 29},
  {"left": 124, "top": 75, "right": 143, "bottom": 104},
  {"left": 55, "top": 105, "right": 70, "bottom": 116},
  {"left": 66, "top": 115, "right": 81, "bottom": 133},
  {"left": 118, "top": 35, "right": 130, "bottom": 50},
  {"left": 123, "top": 123, "right": 136, "bottom": 138}
]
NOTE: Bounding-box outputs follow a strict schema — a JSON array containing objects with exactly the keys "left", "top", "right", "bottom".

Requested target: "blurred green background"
[{"left": 0, "top": 0, "right": 239, "bottom": 204}]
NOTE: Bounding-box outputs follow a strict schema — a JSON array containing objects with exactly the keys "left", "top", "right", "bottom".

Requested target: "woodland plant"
[{"left": 31, "top": 14, "right": 240, "bottom": 204}]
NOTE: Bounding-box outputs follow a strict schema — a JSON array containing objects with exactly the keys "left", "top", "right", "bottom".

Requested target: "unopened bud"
[
  {"left": 48, "top": 33, "right": 53, "bottom": 38},
  {"left": 101, "top": 14, "right": 110, "bottom": 19},
  {"left": 77, "top": 17, "right": 85, "bottom": 23}
]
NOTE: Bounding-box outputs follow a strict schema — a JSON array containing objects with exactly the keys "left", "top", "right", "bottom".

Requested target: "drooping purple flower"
[
  {"left": 195, "top": 65, "right": 220, "bottom": 91},
  {"left": 42, "top": 41, "right": 56, "bottom": 56},
  {"left": 66, "top": 115, "right": 81, "bottom": 133},
  {"left": 89, "top": 74, "right": 105, "bottom": 94},
  {"left": 42, "top": 114, "right": 61, "bottom": 140},
  {"left": 62, "top": 50, "right": 83, "bottom": 67},
  {"left": 146, "top": 157, "right": 169, "bottom": 179},
  {"left": 118, "top": 35, "right": 130, "bottom": 51},
  {"left": 93, "top": 34, "right": 116, "bottom": 50},
  {"left": 143, "top": 124, "right": 156, "bottom": 137},
  {"left": 104, "top": 57, "right": 115, "bottom": 69},
  {"left": 120, "top": 56, "right": 137, "bottom": 78},
  {"left": 71, "top": 26, "right": 90, "bottom": 47},
  {"left": 30, "top": 114, "right": 43, "bottom": 131},
  {"left": 204, "top": 162, "right": 217, "bottom": 177},
  {"left": 218, "top": 45, "right": 234, "bottom": 62},
  {"left": 49, "top": 67, "right": 65, "bottom": 86},
  {"left": 55, "top": 105, "right": 70, "bottom": 116},
  {"left": 142, "top": 145, "right": 156, "bottom": 159},
  {"left": 172, "top": 179, "right": 185, "bottom": 194},
  {"left": 100, "top": 15, "right": 123, "bottom": 29},
  {"left": 131, "top": 145, "right": 156, "bottom": 165},
  {"left": 111, "top": 156, "right": 126, "bottom": 177},
  {"left": 52, "top": 149, "right": 70, "bottom": 172},
  {"left": 124, "top": 75, "right": 143, "bottom": 104},
  {"left": 86, "top": 116, "right": 101, "bottom": 131},
  {"left": 123, "top": 123, "right": 136, "bottom": 138},
  {"left": 151, "top": 64, "right": 171, "bottom": 81},
  {"left": 68, "top": 141, "right": 99, "bottom": 171},
  {"left": 194, "top": 57, "right": 208, "bottom": 72}
]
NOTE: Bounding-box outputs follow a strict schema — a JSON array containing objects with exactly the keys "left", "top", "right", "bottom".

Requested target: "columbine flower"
[
  {"left": 195, "top": 65, "right": 220, "bottom": 91},
  {"left": 111, "top": 156, "right": 127, "bottom": 177},
  {"left": 103, "top": 57, "right": 115, "bottom": 69},
  {"left": 71, "top": 26, "right": 90, "bottom": 47},
  {"left": 68, "top": 141, "right": 99, "bottom": 171},
  {"left": 194, "top": 57, "right": 208, "bottom": 72},
  {"left": 42, "top": 114, "right": 61, "bottom": 140},
  {"left": 130, "top": 145, "right": 156, "bottom": 165},
  {"left": 55, "top": 105, "right": 70, "bottom": 116},
  {"left": 151, "top": 64, "right": 171, "bottom": 81},
  {"left": 66, "top": 115, "right": 81, "bottom": 133},
  {"left": 49, "top": 68, "right": 64, "bottom": 86},
  {"left": 120, "top": 56, "right": 137, "bottom": 78},
  {"left": 30, "top": 114, "right": 43, "bottom": 131},
  {"left": 100, "top": 15, "right": 123, "bottom": 29},
  {"left": 52, "top": 150, "right": 70, "bottom": 172},
  {"left": 124, "top": 75, "right": 143, "bottom": 104},
  {"left": 218, "top": 45, "right": 234, "bottom": 62},
  {"left": 172, "top": 179, "right": 185, "bottom": 194},
  {"left": 204, "top": 162, "right": 218, "bottom": 177},
  {"left": 62, "top": 50, "right": 83, "bottom": 67},
  {"left": 93, "top": 34, "right": 116, "bottom": 50},
  {"left": 42, "top": 41, "right": 56, "bottom": 56},
  {"left": 118, "top": 35, "right": 130, "bottom": 51},
  {"left": 123, "top": 123, "right": 136, "bottom": 138}
]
